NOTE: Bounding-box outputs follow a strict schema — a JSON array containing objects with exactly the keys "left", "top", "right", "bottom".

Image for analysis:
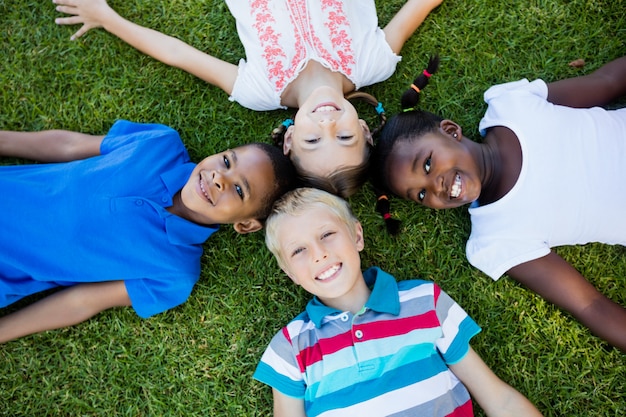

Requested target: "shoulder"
[
  {"left": 101, "top": 121, "right": 185, "bottom": 155},
  {"left": 483, "top": 79, "right": 548, "bottom": 102},
  {"left": 397, "top": 278, "right": 438, "bottom": 295}
]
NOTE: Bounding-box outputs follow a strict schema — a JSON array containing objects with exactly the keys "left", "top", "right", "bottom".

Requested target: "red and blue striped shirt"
[{"left": 254, "top": 267, "right": 481, "bottom": 416}]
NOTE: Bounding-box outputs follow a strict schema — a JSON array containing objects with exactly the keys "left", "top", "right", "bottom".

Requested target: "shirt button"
[
  {"left": 340, "top": 314, "right": 349, "bottom": 322},
  {"left": 355, "top": 330, "right": 363, "bottom": 339},
  {"left": 162, "top": 196, "right": 169, "bottom": 203},
  {"left": 135, "top": 200, "right": 144, "bottom": 206}
]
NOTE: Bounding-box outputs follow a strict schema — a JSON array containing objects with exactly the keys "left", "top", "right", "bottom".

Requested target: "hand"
[{"left": 53, "top": 0, "right": 115, "bottom": 40}]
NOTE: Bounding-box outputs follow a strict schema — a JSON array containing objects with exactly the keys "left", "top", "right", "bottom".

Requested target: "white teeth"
[
  {"left": 314, "top": 105, "right": 337, "bottom": 112},
  {"left": 451, "top": 174, "right": 461, "bottom": 198},
  {"left": 317, "top": 264, "right": 340, "bottom": 280},
  {"left": 199, "top": 178, "right": 211, "bottom": 202}
]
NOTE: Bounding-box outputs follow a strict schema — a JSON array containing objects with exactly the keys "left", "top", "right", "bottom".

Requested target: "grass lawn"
[{"left": 1, "top": 0, "right": 625, "bottom": 415}]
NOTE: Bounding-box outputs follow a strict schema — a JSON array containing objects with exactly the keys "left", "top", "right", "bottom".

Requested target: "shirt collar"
[
  {"left": 161, "top": 163, "right": 219, "bottom": 245},
  {"left": 306, "top": 266, "right": 401, "bottom": 328}
]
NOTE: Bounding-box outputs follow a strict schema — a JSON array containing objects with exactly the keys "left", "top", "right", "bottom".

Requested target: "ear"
[
  {"left": 283, "top": 125, "right": 294, "bottom": 155},
  {"left": 233, "top": 218, "right": 263, "bottom": 234},
  {"left": 359, "top": 120, "right": 373, "bottom": 146},
  {"left": 354, "top": 221, "right": 365, "bottom": 252},
  {"left": 439, "top": 119, "right": 463, "bottom": 141}
]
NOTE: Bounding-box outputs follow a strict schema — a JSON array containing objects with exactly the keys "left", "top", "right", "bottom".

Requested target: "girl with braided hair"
[
  {"left": 53, "top": 0, "right": 443, "bottom": 197},
  {"left": 372, "top": 55, "right": 626, "bottom": 351}
]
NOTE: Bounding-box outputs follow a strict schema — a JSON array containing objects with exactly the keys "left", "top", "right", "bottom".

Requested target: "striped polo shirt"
[{"left": 254, "top": 267, "right": 481, "bottom": 416}]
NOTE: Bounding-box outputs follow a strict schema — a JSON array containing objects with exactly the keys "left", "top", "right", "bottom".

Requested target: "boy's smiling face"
[
  {"left": 177, "top": 145, "right": 275, "bottom": 232},
  {"left": 275, "top": 204, "right": 369, "bottom": 312}
]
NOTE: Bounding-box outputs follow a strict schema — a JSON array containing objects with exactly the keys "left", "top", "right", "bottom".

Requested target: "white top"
[
  {"left": 226, "top": 0, "right": 401, "bottom": 111},
  {"left": 466, "top": 79, "right": 626, "bottom": 280}
]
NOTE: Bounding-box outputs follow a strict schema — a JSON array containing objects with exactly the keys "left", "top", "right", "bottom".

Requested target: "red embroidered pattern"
[{"left": 250, "top": 0, "right": 356, "bottom": 93}]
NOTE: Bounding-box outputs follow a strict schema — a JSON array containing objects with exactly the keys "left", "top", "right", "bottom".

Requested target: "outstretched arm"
[
  {"left": 383, "top": 0, "right": 443, "bottom": 54},
  {"left": 53, "top": 0, "right": 238, "bottom": 94},
  {"left": 0, "top": 130, "right": 104, "bottom": 162},
  {"left": 508, "top": 251, "right": 626, "bottom": 352},
  {"left": 450, "top": 347, "right": 543, "bottom": 417},
  {"left": 0, "top": 281, "right": 132, "bottom": 343},
  {"left": 547, "top": 55, "right": 626, "bottom": 108}
]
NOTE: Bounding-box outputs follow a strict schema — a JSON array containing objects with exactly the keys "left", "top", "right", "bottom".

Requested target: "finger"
[
  {"left": 71, "top": 25, "right": 91, "bottom": 40},
  {"left": 54, "top": 5, "right": 79, "bottom": 16},
  {"left": 55, "top": 16, "right": 84, "bottom": 26},
  {"left": 52, "top": 0, "right": 77, "bottom": 8}
]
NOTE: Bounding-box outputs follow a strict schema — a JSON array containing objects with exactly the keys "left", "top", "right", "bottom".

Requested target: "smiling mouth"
[
  {"left": 313, "top": 102, "right": 340, "bottom": 113},
  {"left": 450, "top": 173, "right": 462, "bottom": 198},
  {"left": 199, "top": 175, "right": 214, "bottom": 205},
  {"left": 316, "top": 264, "right": 341, "bottom": 281}
]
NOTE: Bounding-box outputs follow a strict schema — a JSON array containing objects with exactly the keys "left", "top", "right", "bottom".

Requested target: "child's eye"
[
  {"left": 337, "top": 135, "right": 354, "bottom": 141},
  {"left": 418, "top": 189, "right": 426, "bottom": 202},
  {"left": 223, "top": 155, "right": 231, "bottom": 168},
  {"left": 235, "top": 184, "right": 244, "bottom": 199},
  {"left": 424, "top": 156, "right": 431, "bottom": 174},
  {"left": 305, "top": 138, "right": 320, "bottom": 144},
  {"left": 291, "top": 247, "right": 305, "bottom": 257},
  {"left": 321, "top": 231, "right": 335, "bottom": 239}
]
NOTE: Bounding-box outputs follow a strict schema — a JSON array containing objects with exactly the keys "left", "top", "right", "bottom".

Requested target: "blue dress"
[{"left": 0, "top": 120, "right": 218, "bottom": 317}]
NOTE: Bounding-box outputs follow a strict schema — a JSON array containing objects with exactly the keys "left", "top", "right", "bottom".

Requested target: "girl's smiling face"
[
  {"left": 284, "top": 86, "right": 372, "bottom": 178},
  {"left": 385, "top": 129, "right": 483, "bottom": 209}
]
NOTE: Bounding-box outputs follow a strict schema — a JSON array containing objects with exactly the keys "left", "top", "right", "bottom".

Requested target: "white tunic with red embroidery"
[{"left": 227, "top": 0, "right": 401, "bottom": 111}]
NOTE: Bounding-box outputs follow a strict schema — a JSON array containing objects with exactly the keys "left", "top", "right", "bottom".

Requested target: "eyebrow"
[
  {"left": 230, "top": 150, "right": 251, "bottom": 198},
  {"left": 410, "top": 152, "right": 421, "bottom": 173}
]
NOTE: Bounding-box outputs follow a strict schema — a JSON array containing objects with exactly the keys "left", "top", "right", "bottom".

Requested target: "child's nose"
[
  {"left": 312, "top": 243, "right": 328, "bottom": 262},
  {"left": 433, "top": 175, "right": 445, "bottom": 195},
  {"left": 212, "top": 171, "right": 226, "bottom": 191},
  {"left": 319, "top": 116, "right": 335, "bottom": 123}
]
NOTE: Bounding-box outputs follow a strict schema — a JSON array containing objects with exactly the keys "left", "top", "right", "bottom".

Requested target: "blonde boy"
[{"left": 256, "top": 187, "right": 542, "bottom": 417}]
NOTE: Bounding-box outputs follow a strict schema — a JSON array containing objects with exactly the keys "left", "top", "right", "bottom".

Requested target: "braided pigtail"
[
  {"left": 344, "top": 91, "right": 387, "bottom": 137},
  {"left": 374, "top": 187, "right": 401, "bottom": 235},
  {"left": 372, "top": 55, "right": 441, "bottom": 234},
  {"left": 271, "top": 118, "right": 294, "bottom": 148},
  {"left": 400, "top": 55, "right": 440, "bottom": 110}
]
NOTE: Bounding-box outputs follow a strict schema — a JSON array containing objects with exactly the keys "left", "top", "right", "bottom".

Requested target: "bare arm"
[
  {"left": 547, "top": 55, "right": 626, "bottom": 108},
  {"left": 0, "top": 281, "right": 132, "bottom": 343},
  {"left": 0, "top": 130, "right": 104, "bottom": 162},
  {"left": 272, "top": 389, "right": 306, "bottom": 417},
  {"left": 53, "top": 0, "right": 238, "bottom": 94},
  {"left": 450, "top": 347, "right": 543, "bottom": 417},
  {"left": 383, "top": 0, "right": 443, "bottom": 54},
  {"left": 508, "top": 251, "right": 626, "bottom": 352}
]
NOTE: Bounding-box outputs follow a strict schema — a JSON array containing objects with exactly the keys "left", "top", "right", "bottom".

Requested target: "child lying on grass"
[
  {"left": 0, "top": 120, "right": 296, "bottom": 343},
  {"left": 52, "top": 0, "right": 442, "bottom": 197},
  {"left": 255, "top": 187, "right": 542, "bottom": 416},
  {"left": 373, "top": 55, "right": 626, "bottom": 351}
]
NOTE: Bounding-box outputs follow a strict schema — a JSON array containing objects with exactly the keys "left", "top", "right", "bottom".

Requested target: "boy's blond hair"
[{"left": 265, "top": 188, "right": 358, "bottom": 270}]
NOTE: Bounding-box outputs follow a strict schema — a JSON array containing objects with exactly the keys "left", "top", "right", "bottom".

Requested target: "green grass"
[{"left": 1, "top": 0, "right": 625, "bottom": 415}]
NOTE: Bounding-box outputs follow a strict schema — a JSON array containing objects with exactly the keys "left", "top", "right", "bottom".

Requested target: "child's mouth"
[
  {"left": 316, "top": 264, "right": 341, "bottom": 281},
  {"left": 199, "top": 175, "right": 214, "bottom": 205},
  {"left": 313, "top": 102, "right": 340, "bottom": 113},
  {"left": 450, "top": 173, "right": 462, "bottom": 199}
]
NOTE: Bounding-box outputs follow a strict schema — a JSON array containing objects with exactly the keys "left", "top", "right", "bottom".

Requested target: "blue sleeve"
[
  {"left": 100, "top": 120, "right": 187, "bottom": 159},
  {"left": 253, "top": 327, "right": 306, "bottom": 399},
  {"left": 433, "top": 284, "right": 482, "bottom": 365},
  {"left": 125, "top": 273, "right": 199, "bottom": 318}
]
